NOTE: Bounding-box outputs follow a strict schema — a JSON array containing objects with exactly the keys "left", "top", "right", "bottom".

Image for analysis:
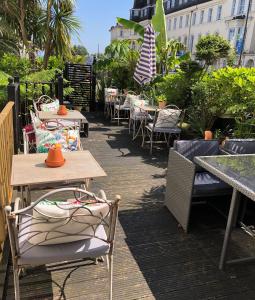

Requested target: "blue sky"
[{"left": 73, "top": 0, "right": 133, "bottom": 54}]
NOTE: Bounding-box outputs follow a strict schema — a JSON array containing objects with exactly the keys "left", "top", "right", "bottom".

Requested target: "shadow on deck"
[{"left": 4, "top": 112, "right": 255, "bottom": 299}]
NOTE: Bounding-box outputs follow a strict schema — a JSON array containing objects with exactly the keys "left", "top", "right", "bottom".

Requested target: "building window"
[
  {"left": 200, "top": 10, "right": 204, "bottom": 24},
  {"left": 190, "top": 35, "right": 194, "bottom": 51},
  {"left": 208, "top": 8, "right": 213, "bottom": 22},
  {"left": 171, "top": 0, "right": 175, "bottom": 7},
  {"left": 185, "top": 14, "right": 189, "bottom": 27},
  {"left": 231, "top": 0, "right": 236, "bottom": 15},
  {"left": 179, "top": 0, "right": 182, "bottom": 5},
  {"left": 133, "top": 10, "right": 139, "bottom": 17},
  {"left": 228, "top": 28, "right": 235, "bottom": 41},
  {"left": 179, "top": 16, "right": 183, "bottom": 28},
  {"left": 168, "top": 19, "right": 172, "bottom": 30},
  {"left": 238, "top": 0, "right": 246, "bottom": 14},
  {"left": 173, "top": 17, "right": 177, "bottom": 29},
  {"left": 178, "top": 36, "right": 181, "bottom": 42},
  {"left": 184, "top": 36, "right": 187, "bottom": 45},
  {"left": 167, "top": 0, "right": 171, "bottom": 9},
  {"left": 144, "top": 9, "right": 147, "bottom": 16},
  {"left": 120, "top": 30, "right": 123, "bottom": 37},
  {"left": 192, "top": 12, "right": 197, "bottom": 25},
  {"left": 216, "top": 5, "right": 222, "bottom": 20}
]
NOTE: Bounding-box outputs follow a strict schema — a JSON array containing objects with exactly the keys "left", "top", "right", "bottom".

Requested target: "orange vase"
[
  {"left": 45, "top": 144, "right": 65, "bottom": 167},
  {"left": 204, "top": 130, "right": 213, "bottom": 140},
  {"left": 58, "top": 105, "right": 68, "bottom": 115}
]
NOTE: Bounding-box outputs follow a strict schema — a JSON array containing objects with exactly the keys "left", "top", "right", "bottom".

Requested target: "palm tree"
[{"left": 43, "top": 0, "right": 81, "bottom": 68}]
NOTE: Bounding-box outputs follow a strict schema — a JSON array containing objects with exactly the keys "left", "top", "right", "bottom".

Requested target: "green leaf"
[
  {"left": 152, "top": 0, "right": 167, "bottom": 49},
  {"left": 116, "top": 17, "right": 145, "bottom": 38}
]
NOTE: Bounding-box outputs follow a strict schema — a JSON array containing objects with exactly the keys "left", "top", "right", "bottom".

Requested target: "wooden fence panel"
[{"left": 0, "top": 102, "right": 14, "bottom": 259}]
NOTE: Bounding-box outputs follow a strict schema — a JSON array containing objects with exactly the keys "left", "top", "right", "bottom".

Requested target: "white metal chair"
[
  {"left": 5, "top": 187, "right": 120, "bottom": 300},
  {"left": 104, "top": 88, "right": 118, "bottom": 119},
  {"left": 142, "top": 105, "right": 183, "bottom": 154},
  {"left": 23, "top": 111, "right": 83, "bottom": 154},
  {"left": 129, "top": 100, "right": 152, "bottom": 140}
]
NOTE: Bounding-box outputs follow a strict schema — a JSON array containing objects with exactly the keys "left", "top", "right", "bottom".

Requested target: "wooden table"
[
  {"left": 11, "top": 151, "right": 106, "bottom": 190},
  {"left": 38, "top": 110, "right": 89, "bottom": 136}
]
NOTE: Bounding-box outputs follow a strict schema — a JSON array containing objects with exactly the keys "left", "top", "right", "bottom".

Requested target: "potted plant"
[{"left": 156, "top": 94, "right": 167, "bottom": 109}]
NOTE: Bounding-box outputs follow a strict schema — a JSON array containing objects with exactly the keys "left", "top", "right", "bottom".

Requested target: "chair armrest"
[{"left": 165, "top": 148, "right": 196, "bottom": 232}]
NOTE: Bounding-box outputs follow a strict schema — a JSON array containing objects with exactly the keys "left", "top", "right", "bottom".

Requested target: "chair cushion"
[
  {"left": 147, "top": 123, "right": 181, "bottom": 133},
  {"left": 18, "top": 223, "right": 109, "bottom": 265},
  {"left": 193, "top": 172, "right": 231, "bottom": 196},
  {"left": 26, "top": 200, "right": 109, "bottom": 245},
  {"left": 35, "top": 128, "right": 79, "bottom": 153},
  {"left": 174, "top": 140, "right": 220, "bottom": 161},
  {"left": 223, "top": 139, "right": 255, "bottom": 154},
  {"left": 155, "top": 109, "right": 181, "bottom": 128},
  {"left": 40, "top": 99, "right": 59, "bottom": 112}
]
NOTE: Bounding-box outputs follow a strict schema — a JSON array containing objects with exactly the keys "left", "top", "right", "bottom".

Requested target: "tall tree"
[{"left": 43, "top": 0, "right": 80, "bottom": 69}]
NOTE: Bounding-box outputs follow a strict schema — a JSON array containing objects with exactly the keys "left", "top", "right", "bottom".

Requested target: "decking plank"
[{"left": 5, "top": 113, "right": 255, "bottom": 299}]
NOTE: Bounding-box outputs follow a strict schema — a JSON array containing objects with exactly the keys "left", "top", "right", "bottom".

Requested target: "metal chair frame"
[
  {"left": 142, "top": 105, "right": 184, "bottom": 154},
  {"left": 5, "top": 187, "right": 120, "bottom": 300}
]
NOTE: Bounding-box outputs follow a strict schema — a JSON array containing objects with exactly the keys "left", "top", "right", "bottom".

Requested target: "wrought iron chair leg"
[
  {"left": 14, "top": 266, "right": 20, "bottom": 300},
  {"left": 150, "top": 132, "right": 153, "bottom": 155},
  {"left": 132, "top": 119, "right": 136, "bottom": 139},
  {"left": 142, "top": 127, "right": 146, "bottom": 147},
  {"left": 109, "top": 254, "right": 113, "bottom": 300},
  {"left": 128, "top": 118, "right": 132, "bottom": 134}
]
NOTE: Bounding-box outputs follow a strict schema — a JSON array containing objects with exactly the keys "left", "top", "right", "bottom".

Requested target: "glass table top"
[{"left": 194, "top": 154, "right": 255, "bottom": 200}]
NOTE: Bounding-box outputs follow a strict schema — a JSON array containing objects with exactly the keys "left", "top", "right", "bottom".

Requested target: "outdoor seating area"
[
  {"left": 2, "top": 114, "right": 255, "bottom": 300},
  {"left": 2, "top": 0, "right": 255, "bottom": 299}
]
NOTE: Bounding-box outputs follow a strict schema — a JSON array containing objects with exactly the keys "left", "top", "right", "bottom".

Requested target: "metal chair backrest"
[
  {"left": 152, "top": 105, "right": 182, "bottom": 129},
  {"left": 33, "top": 95, "right": 57, "bottom": 114},
  {"left": 5, "top": 188, "right": 120, "bottom": 261}
]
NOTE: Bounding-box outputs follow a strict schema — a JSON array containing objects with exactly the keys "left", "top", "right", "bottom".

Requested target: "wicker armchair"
[{"left": 165, "top": 140, "right": 232, "bottom": 232}]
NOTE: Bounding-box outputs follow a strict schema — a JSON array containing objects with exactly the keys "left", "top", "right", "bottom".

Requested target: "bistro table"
[
  {"left": 11, "top": 151, "right": 106, "bottom": 195},
  {"left": 194, "top": 154, "right": 255, "bottom": 270},
  {"left": 38, "top": 110, "right": 89, "bottom": 136}
]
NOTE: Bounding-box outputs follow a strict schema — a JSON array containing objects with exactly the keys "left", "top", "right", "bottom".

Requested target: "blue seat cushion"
[
  {"left": 193, "top": 172, "right": 232, "bottom": 196},
  {"left": 223, "top": 139, "right": 255, "bottom": 154},
  {"left": 174, "top": 140, "right": 220, "bottom": 161},
  {"left": 146, "top": 123, "right": 181, "bottom": 133},
  {"left": 18, "top": 213, "right": 110, "bottom": 265}
]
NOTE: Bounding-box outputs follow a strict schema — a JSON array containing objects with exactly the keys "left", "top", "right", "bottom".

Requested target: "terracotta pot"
[
  {"left": 57, "top": 105, "right": 68, "bottom": 115},
  {"left": 45, "top": 144, "right": 65, "bottom": 168},
  {"left": 158, "top": 101, "right": 166, "bottom": 109},
  {"left": 204, "top": 130, "right": 213, "bottom": 140}
]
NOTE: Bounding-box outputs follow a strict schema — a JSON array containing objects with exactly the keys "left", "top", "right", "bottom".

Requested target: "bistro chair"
[
  {"left": 165, "top": 140, "right": 232, "bottom": 232},
  {"left": 129, "top": 99, "right": 152, "bottom": 140},
  {"left": 112, "top": 93, "right": 139, "bottom": 125},
  {"left": 142, "top": 105, "right": 183, "bottom": 154},
  {"left": 5, "top": 187, "right": 120, "bottom": 300},
  {"left": 33, "top": 95, "right": 59, "bottom": 115},
  {"left": 104, "top": 88, "right": 118, "bottom": 119},
  {"left": 23, "top": 111, "right": 82, "bottom": 154}
]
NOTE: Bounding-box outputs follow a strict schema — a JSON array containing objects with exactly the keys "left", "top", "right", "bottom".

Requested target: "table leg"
[{"left": 219, "top": 188, "right": 241, "bottom": 270}]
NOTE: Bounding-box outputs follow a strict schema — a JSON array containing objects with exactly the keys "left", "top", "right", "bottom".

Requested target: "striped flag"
[{"left": 134, "top": 24, "right": 156, "bottom": 85}]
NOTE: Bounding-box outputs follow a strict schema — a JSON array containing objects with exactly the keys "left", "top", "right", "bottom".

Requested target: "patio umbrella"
[{"left": 134, "top": 24, "right": 156, "bottom": 85}]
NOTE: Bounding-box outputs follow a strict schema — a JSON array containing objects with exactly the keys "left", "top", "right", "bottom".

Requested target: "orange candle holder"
[
  {"left": 45, "top": 144, "right": 65, "bottom": 167},
  {"left": 58, "top": 105, "right": 68, "bottom": 115},
  {"left": 204, "top": 130, "right": 213, "bottom": 140}
]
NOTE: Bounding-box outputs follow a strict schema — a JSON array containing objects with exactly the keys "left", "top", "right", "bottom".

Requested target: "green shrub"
[
  {"left": 0, "top": 71, "right": 10, "bottom": 107},
  {"left": 189, "top": 67, "right": 255, "bottom": 135},
  {"left": 0, "top": 53, "right": 31, "bottom": 77}
]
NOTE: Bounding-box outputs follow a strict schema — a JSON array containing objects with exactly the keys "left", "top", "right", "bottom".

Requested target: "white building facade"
[{"left": 111, "top": 0, "right": 255, "bottom": 67}]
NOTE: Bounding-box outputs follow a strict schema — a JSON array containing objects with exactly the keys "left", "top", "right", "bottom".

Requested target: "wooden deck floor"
[{"left": 5, "top": 113, "right": 255, "bottom": 299}]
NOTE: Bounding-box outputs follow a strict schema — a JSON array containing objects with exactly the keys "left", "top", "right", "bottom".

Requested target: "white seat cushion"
[
  {"left": 155, "top": 109, "right": 181, "bottom": 128},
  {"left": 26, "top": 200, "right": 110, "bottom": 245}
]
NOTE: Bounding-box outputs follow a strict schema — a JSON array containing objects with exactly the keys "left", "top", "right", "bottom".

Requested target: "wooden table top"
[
  {"left": 38, "top": 110, "right": 87, "bottom": 122},
  {"left": 11, "top": 151, "right": 106, "bottom": 187}
]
